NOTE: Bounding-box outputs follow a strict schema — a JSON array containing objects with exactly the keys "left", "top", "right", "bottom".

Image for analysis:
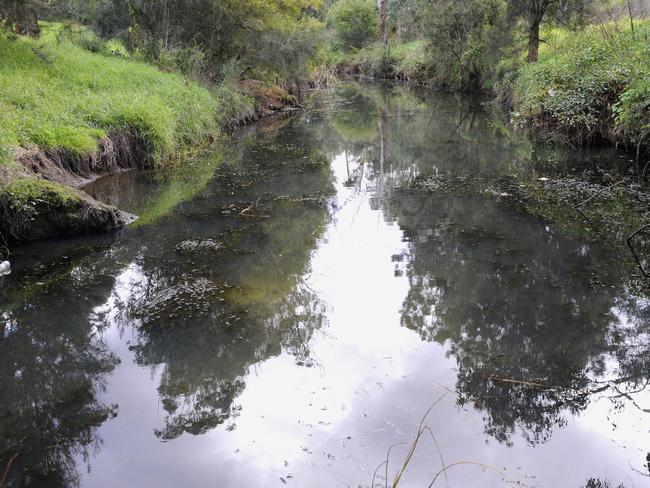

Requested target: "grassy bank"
[
  {"left": 0, "top": 22, "right": 222, "bottom": 166},
  {"left": 513, "top": 20, "right": 650, "bottom": 150},
  {"left": 329, "top": 18, "right": 649, "bottom": 154},
  {"left": 0, "top": 22, "right": 303, "bottom": 244}
]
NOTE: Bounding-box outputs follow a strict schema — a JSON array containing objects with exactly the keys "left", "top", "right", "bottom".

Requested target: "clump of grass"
[
  {"left": 373, "top": 388, "right": 523, "bottom": 487},
  {"left": 0, "top": 178, "right": 77, "bottom": 207},
  {"left": 0, "top": 22, "right": 221, "bottom": 167},
  {"left": 514, "top": 19, "right": 650, "bottom": 149}
]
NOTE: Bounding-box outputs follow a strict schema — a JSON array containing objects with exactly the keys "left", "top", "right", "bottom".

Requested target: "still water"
[{"left": 1, "top": 84, "right": 650, "bottom": 487}]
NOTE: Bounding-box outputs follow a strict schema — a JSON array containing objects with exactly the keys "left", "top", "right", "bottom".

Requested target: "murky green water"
[{"left": 1, "top": 84, "right": 650, "bottom": 488}]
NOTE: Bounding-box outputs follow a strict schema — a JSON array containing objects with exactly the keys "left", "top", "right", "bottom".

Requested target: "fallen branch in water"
[
  {"left": 0, "top": 452, "right": 20, "bottom": 488},
  {"left": 575, "top": 180, "right": 625, "bottom": 208},
  {"left": 627, "top": 223, "right": 650, "bottom": 278}
]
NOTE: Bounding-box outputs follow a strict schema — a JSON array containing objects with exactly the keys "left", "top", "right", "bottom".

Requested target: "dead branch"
[{"left": 627, "top": 223, "right": 650, "bottom": 278}]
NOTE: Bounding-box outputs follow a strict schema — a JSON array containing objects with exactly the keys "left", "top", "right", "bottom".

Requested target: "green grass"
[
  {"left": 1, "top": 177, "right": 77, "bottom": 206},
  {"left": 514, "top": 20, "right": 650, "bottom": 147},
  {"left": 0, "top": 22, "right": 221, "bottom": 167}
]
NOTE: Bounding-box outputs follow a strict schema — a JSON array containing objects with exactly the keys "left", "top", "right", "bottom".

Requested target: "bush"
[
  {"left": 345, "top": 40, "right": 431, "bottom": 84},
  {"left": 420, "top": 0, "right": 502, "bottom": 90}
]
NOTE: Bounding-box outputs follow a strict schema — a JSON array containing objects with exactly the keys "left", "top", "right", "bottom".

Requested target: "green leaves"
[
  {"left": 514, "top": 20, "right": 650, "bottom": 146},
  {"left": 328, "top": 0, "right": 378, "bottom": 51}
]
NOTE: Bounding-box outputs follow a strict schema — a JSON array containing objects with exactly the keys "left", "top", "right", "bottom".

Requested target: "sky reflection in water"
[{"left": 1, "top": 84, "right": 650, "bottom": 488}]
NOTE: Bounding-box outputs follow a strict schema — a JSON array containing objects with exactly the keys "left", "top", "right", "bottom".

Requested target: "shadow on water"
[{"left": 2, "top": 83, "right": 650, "bottom": 487}]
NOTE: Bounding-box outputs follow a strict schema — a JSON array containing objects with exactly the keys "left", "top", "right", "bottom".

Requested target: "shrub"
[{"left": 345, "top": 40, "right": 431, "bottom": 84}]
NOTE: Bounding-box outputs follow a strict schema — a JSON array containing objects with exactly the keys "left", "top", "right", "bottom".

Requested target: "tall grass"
[{"left": 0, "top": 22, "right": 221, "bottom": 167}]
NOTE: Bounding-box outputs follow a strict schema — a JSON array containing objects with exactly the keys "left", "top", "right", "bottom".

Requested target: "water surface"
[{"left": 1, "top": 84, "right": 650, "bottom": 488}]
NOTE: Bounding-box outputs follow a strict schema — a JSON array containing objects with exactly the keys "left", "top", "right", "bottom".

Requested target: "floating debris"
[{"left": 175, "top": 239, "right": 224, "bottom": 253}]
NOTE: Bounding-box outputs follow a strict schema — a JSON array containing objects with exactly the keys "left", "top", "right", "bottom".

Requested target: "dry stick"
[
  {"left": 423, "top": 426, "right": 450, "bottom": 488},
  {"left": 575, "top": 180, "right": 625, "bottom": 208},
  {"left": 627, "top": 0, "right": 636, "bottom": 36},
  {"left": 372, "top": 460, "right": 388, "bottom": 488},
  {"left": 627, "top": 224, "right": 650, "bottom": 278},
  {"left": 487, "top": 375, "right": 546, "bottom": 388},
  {"left": 391, "top": 427, "right": 425, "bottom": 488},
  {"left": 391, "top": 393, "right": 448, "bottom": 487},
  {"left": 383, "top": 443, "right": 408, "bottom": 488},
  {"left": 427, "top": 461, "right": 522, "bottom": 488},
  {"left": 0, "top": 452, "right": 19, "bottom": 488},
  {"left": 573, "top": 206, "right": 619, "bottom": 251}
]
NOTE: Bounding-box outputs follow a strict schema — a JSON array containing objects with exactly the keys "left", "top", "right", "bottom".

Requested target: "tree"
[
  {"left": 0, "top": 0, "right": 41, "bottom": 35},
  {"left": 328, "top": 0, "right": 378, "bottom": 51},
  {"left": 421, "top": 0, "right": 501, "bottom": 90},
  {"left": 510, "top": 0, "right": 553, "bottom": 62},
  {"left": 92, "top": 0, "right": 324, "bottom": 82},
  {"left": 378, "top": 0, "right": 388, "bottom": 45},
  {"left": 508, "top": 0, "right": 586, "bottom": 62}
]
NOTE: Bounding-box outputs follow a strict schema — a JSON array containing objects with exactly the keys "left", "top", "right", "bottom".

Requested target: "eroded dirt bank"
[{"left": 0, "top": 83, "right": 301, "bottom": 249}]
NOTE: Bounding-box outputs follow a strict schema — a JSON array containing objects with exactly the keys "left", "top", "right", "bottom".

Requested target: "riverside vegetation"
[
  {"left": 1, "top": 0, "right": 650, "bottom": 248},
  {"left": 0, "top": 1, "right": 317, "bottom": 245},
  {"left": 2, "top": 2, "right": 650, "bottom": 486}
]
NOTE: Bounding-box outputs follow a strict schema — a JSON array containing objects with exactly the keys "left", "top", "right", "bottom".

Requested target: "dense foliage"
[
  {"left": 515, "top": 20, "right": 650, "bottom": 148},
  {"left": 1, "top": 0, "right": 649, "bottom": 153},
  {"left": 1, "top": 0, "right": 325, "bottom": 83},
  {"left": 328, "top": 0, "right": 377, "bottom": 51}
]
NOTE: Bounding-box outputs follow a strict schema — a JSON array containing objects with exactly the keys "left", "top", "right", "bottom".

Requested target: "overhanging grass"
[{"left": 0, "top": 22, "right": 221, "bottom": 166}]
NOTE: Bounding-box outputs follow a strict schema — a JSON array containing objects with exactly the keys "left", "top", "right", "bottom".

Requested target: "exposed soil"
[
  {"left": 15, "top": 130, "right": 150, "bottom": 188},
  {"left": 0, "top": 85, "right": 303, "bottom": 246}
]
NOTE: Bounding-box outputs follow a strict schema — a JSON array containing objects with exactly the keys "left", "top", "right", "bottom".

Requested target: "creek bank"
[
  {"left": 0, "top": 177, "right": 137, "bottom": 243},
  {"left": 0, "top": 82, "right": 301, "bottom": 248}
]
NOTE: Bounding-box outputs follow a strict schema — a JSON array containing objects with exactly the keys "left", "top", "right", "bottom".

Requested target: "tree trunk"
[
  {"left": 527, "top": 17, "right": 541, "bottom": 62},
  {"left": 378, "top": 108, "right": 388, "bottom": 196},
  {"left": 378, "top": 0, "right": 388, "bottom": 46}
]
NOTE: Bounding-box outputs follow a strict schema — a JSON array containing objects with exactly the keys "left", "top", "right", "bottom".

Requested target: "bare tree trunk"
[
  {"left": 378, "top": 108, "right": 388, "bottom": 196},
  {"left": 627, "top": 0, "right": 636, "bottom": 37},
  {"left": 3, "top": 0, "right": 40, "bottom": 36},
  {"left": 527, "top": 0, "right": 552, "bottom": 63},
  {"left": 378, "top": 0, "right": 388, "bottom": 46},
  {"left": 527, "top": 17, "right": 541, "bottom": 62}
]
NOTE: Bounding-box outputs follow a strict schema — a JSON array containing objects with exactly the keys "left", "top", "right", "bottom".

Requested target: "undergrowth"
[
  {"left": 332, "top": 40, "right": 431, "bottom": 84},
  {"left": 514, "top": 20, "right": 650, "bottom": 149}
]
